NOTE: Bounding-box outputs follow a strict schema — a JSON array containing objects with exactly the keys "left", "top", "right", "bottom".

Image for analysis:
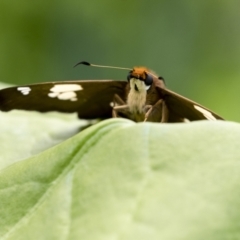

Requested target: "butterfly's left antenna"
[{"left": 74, "top": 61, "right": 132, "bottom": 71}]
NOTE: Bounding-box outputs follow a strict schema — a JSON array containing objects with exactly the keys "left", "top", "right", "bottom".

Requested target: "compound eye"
[{"left": 145, "top": 73, "right": 153, "bottom": 86}]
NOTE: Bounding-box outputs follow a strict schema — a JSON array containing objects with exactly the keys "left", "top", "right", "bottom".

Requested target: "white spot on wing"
[
  {"left": 110, "top": 102, "right": 114, "bottom": 107},
  {"left": 50, "top": 84, "right": 82, "bottom": 92},
  {"left": 17, "top": 87, "right": 31, "bottom": 95},
  {"left": 194, "top": 105, "right": 217, "bottom": 120},
  {"left": 48, "top": 92, "right": 58, "bottom": 98},
  {"left": 48, "top": 84, "right": 82, "bottom": 101},
  {"left": 58, "top": 91, "right": 77, "bottom": 100}
]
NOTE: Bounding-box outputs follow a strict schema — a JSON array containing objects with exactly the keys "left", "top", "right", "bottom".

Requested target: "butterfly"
[{"left": 0, "top": 61, "right": 223, "bottom": 122}]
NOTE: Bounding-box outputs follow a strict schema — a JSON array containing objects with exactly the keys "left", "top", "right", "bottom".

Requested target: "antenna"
[
  {"left": 74, "top": 61, "right": 132, "bottom": 71},
  {"left": 74, "top": 61, "right": 161, "bottom": 80}
]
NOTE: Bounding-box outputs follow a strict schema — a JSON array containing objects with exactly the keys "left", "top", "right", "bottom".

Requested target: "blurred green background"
[{"left": 1, "top": 1, "right": 240, "bottom": 121}]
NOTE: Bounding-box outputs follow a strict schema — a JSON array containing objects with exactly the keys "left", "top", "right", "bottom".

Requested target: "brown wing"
[
  {"left": 157, "top": 87, "right": 224, "bottom": 122},
  {"left": 0, "top": 80, "right": 127, "bottom": 119}
]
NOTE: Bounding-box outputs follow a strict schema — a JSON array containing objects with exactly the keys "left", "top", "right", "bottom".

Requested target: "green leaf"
[
  {"left": 0, "top": 110, "right": 89, "bottom": 170},
  {"left": 1, "top": 115, "right": 240, "bottom": 239}
]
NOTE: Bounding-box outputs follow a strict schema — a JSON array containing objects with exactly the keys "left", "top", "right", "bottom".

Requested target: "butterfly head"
[{"left": 127, "top": 67, "right": 154, "bottom": 92}]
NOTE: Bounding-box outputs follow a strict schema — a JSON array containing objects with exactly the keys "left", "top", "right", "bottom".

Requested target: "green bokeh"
[{"left": 1, "top": 1, "right": 240, "bottom": 120}]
